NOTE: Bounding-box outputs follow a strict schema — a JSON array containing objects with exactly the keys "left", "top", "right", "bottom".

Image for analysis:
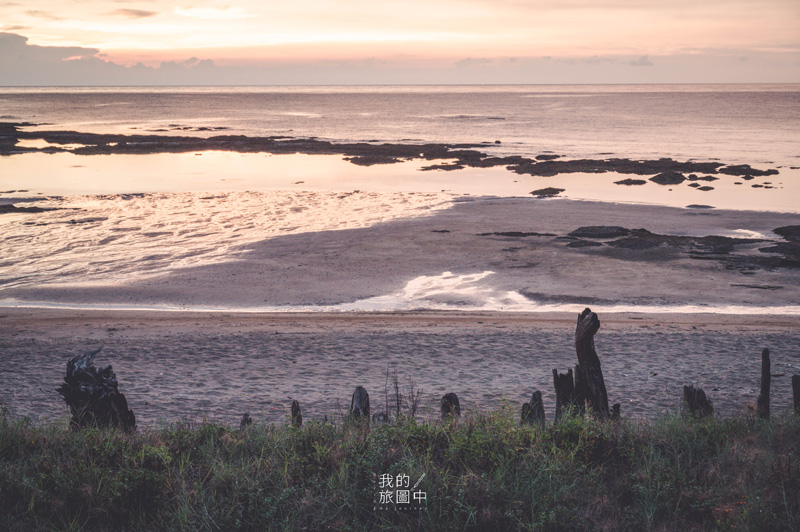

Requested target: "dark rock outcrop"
[
  {"left": 0, "top": 204, "right": 53, "bottom": 214},
  {"left": 614, "top": 178, "right": 647, "bottom": 186},
  {"left": 650, "top": 172, "right": 686, "bottom": 185},
  {"left": 344, "top": 155, "right": 403, "bottom": 166},
  {"left": 719, "top": 164, "right": 778, "bottom": 177},
  {"left": 530, "top": 187, "right": 564, "bottom": 197},
  {"left": 568, "top": 226, "right": 630, "bottom": 239},
  {"left": 1, "top": 122, "right": 780, "bottom": 181},
  {"left": 774, "top": 226, "right": 800, "bottom": 242},
  {"left": 566, "top": 240, "right": 603, "bottom": 248}
]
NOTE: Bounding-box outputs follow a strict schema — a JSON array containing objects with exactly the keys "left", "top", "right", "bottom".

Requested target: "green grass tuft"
[{"left": 1, "top": 409, "right": 798, "bottom": 531}]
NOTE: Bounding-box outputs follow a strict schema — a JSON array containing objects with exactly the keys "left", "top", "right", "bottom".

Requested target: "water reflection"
[{"left": 1, "top": 150, "right": 797, "bottom": 212}]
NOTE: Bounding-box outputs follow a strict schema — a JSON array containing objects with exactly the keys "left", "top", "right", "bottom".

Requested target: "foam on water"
[{"left": 3, "top": 269, "right": 800, "bottom": 315}]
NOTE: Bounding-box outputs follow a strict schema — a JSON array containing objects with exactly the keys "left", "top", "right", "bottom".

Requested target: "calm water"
[{"left": 2, "top": 84, "right": 799, "bottom": 166}]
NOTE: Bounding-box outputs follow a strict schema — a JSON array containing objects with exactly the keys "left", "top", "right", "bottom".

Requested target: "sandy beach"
[
  {"left": 3, "top": 192, "right": 800, "bottom": 427},
  {"left": 3, "top": 308, "right": 799, "bottom": 426}
]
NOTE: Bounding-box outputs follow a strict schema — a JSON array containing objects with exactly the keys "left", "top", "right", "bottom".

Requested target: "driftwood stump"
[
  {"left": 240, "top": 413, "right": 252, "bottom": 431},
  {"left": 756, "top": 348, "right": 770, "bottom": 420},
  {"left": 574, "top": 364, "right": 587, "bottom": 415},
  {"left": 683, "top": 385, "right": 713, "bottom": 419},
  {"left": 793, "top": 375, "right": 800, "bottom": 416},
  {"left": 441, "top": 393, "right": 461, "bottom": 419},
  {"left": 552, "top": 368, "right": 576, "bottom": 422},
  {"left": 575, "top": 308, "right": 609, "bottom": 419},
  {"left": 291, "top": 400, "right": 303, "bottom": 427},
  {"left": 56, "top": 348, "right": 136, "bottom": 432},
  {"left": 350, "top": 386, "right": 370, "bottom": 419},
  {"left": 521, "top": 390, "right": 545, "bottom": 428}
]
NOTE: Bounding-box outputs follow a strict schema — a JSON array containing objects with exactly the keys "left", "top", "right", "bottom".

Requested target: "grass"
[{"left": 1, "top": 407, "right": 798, "bottom": 531}]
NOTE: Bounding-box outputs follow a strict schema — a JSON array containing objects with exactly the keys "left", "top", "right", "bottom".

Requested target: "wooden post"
[
  {"left": 575, "top": 308, "right": 609, "bottom": 419},
  {"left": 792, "top": 375, "right": 800, "bottom": 416},
  {"left": 552, "top": 368, "right": 576, "bottom": 422},
  {"left": 291, "top": 400, "right": 303, "bottom": 427},
  {"left": 441, "top": 393, "right": 461, "bottom": 419},
  {"left": 574, "top": 363, "right": 587, "bottom": 415},
  {"left": 521, "top": 390, "right": 545, "bottom": 428},
  {"left": 756, "top": 348, "right": 770, "bottom": 420},
  {"left": 350, "top": 386, "right": 370, "bottom": 419},
  {"left": 56, "top": 348, "right": 136, "bottom": 432},
  {"left": 683, "top": 385, "right": 713, "bottom": 418}
]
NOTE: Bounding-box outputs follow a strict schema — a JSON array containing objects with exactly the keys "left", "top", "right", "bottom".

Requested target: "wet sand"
[
  {"left": 5, "top": 197, "right": 799, "bottom": 310},
  {"left": 2, "top": 309, "right": 799, "bottom": 426}
]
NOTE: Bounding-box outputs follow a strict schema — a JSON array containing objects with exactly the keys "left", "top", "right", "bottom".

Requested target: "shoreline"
[
  {"left": 3, "top": 196, "right": 798, "bottom": 310},
  {"left": 4, "top": 307, "right": 800, "bottom": 337}
]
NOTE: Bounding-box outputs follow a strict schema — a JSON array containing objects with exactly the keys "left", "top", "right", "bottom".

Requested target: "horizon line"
[{"left": 2, "top": 81, "right": 800, "bottom": 88}]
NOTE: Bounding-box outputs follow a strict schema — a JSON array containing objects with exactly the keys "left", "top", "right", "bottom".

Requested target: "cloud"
[
  {"left": 0, "top": 33, "right": 221, "bottom": 86},
  {"left": 455, "top": 57, "right": 492, "bottom": 68},
  {"left": 24, "top": 10, "right": 63, "bottom": 21},
  {"left": 1, "top": 25, "right": 29, "bottom": 31},
  {"left": 583, "top": 56, "right": 618, "bottom": 64},
  {"left": 629, "top": 55, "right": 654, "bottom": 66},
  {"left": 106, "top": 9, "right": 158, "bottom": 19},
  {"left": 1, "top": 32, "right": 799, "bottom": 86},
  {"left": 0, "top": 32, "right": 98, "bottom": 62}
]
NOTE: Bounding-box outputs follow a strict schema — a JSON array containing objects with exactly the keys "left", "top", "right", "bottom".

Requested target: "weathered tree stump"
[
  {"left": 441, "top": 393, "right": 461, "bottom": 419},
  {"left": 291, "top": 400, "right": 303, "bottom": 427},
  {"left": 574, "top": 364, "right": 587, "bottom": 415},
  {"left": 350, "top": 386, "right": 370, "bottom": 419},
  {"left": 552, "top": 368, "right": 576, "bottom": 422},
  {"left": 610, "top": 403, "right": 621, "bottom": 420},
  {"left": 521, "top": 390, "right": 545, "bottom": 428},
  {"left": 792, "top": 375, "right": 800, "bottom": 416},
  {"left": 683, "top": 385, "right": 714, "bottom": 418},
  {"left": 575, "top": 308, "right": 609, "bottom": 419},
  {"left": 56, "top": 348, "right": 136, "bottom": 432},
  {"left": 756, "top": 348, "right": 770, "bottom": 420},
  {"left": 240, "top": 413, "right": 252, "bottom": 430}
]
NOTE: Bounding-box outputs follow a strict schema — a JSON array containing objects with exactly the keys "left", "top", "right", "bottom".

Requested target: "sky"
[{"left": 1, "top": 0, "right": 799, "bottom": 85}]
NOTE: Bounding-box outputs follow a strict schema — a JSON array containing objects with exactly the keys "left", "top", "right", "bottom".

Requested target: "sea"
[
  {"left": 2, "top": 84, "right": 799, "bottom": 164},
  {"left": 1, "top": 84, "right": 799, "bottom": 311}
]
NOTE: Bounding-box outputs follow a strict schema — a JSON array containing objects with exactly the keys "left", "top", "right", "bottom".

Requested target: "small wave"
[
  {"left": 280, "top": 112, "right": 323, "bottom": 118},
  {"left": 438, "top": 115, "right": 506, "bottom": 121}
]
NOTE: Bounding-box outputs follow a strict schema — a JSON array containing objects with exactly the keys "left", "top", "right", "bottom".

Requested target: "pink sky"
[{"left": 1, "top": 0, "right": 799, "bottom": 84}]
